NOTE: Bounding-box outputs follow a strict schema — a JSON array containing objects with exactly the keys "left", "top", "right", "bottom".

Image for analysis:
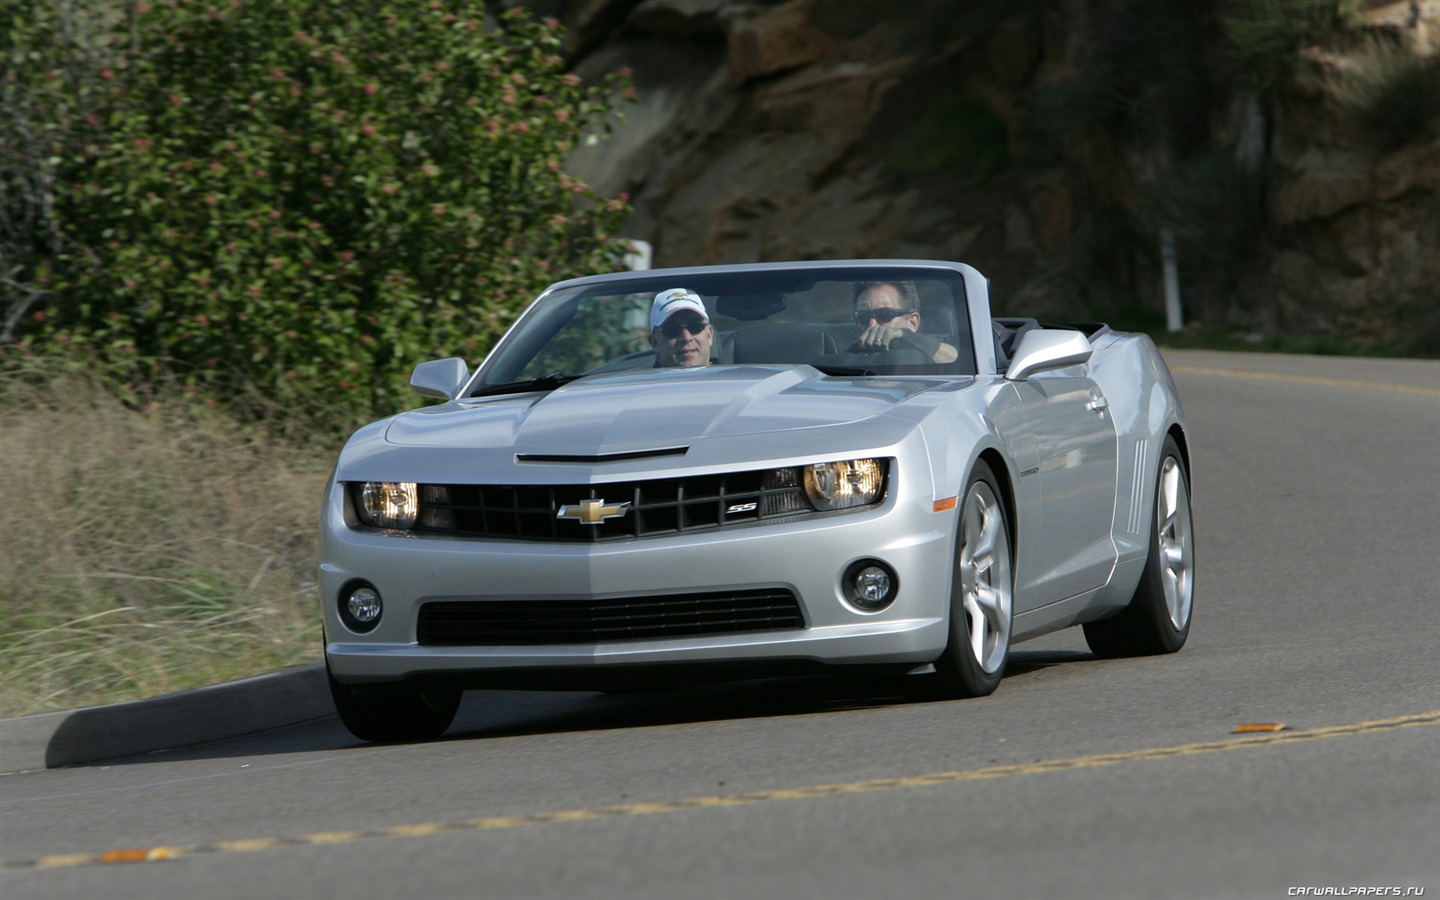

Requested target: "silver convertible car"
[{"left": 320, "top": 260, "right": 1195, "bottom": 742}]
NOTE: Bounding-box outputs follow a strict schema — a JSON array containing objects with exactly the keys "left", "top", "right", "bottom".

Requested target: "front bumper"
[{"left": 320, "top": 482, "right": 956, "bottom": 687}]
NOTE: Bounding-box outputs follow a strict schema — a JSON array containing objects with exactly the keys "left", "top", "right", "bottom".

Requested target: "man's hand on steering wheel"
[{"left": 856, "top": 324, "right": 908, "bottom": 353}]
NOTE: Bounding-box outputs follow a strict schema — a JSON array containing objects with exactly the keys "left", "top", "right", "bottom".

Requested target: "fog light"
[
  {"left": 843, "top": 559, "right": 897, "bottom": 612},
  {"left": 340, "top": 582, "right": 382, "bottom": 633},
  {"left": 349, "top": 588, "right": 381, "bottom": 622},
  {"left": 855, "top": 567, "right": 889, "bottom": 603}
]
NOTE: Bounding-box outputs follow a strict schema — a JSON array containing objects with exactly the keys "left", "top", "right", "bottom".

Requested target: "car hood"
[{"left": 383, "top": 366, "right": 952, "bottom": 455}]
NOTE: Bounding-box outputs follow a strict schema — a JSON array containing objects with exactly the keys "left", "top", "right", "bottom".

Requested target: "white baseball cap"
[{"left": 650, "top": 288, "right": 708, "bottom": 330}]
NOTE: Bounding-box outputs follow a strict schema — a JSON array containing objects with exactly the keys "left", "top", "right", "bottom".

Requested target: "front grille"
[
  {"left": 417, "top": 589, "right": 805, "bottom": 645},
  {"left": 409, "top": 467, "right": 823, "bottom": 542}
]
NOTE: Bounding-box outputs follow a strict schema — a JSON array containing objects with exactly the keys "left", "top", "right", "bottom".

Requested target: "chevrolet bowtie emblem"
[{"left": 556, "top": 498, "right": 630, "bottom": 525}]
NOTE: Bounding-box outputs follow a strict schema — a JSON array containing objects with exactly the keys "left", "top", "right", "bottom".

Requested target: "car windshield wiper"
[{"left": 469, "top": 372, "right": 584, "bottom": 398}]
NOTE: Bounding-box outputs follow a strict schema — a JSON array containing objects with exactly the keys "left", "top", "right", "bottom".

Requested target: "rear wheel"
[
  {"left": 1084, "top": 435, "right": 1194, "bottom": 657},
  {"left": 327, "top": 662, "right": 461, "bottom": 743},
  {"left": 930, "top": 461, "right": 1013, "bottom": 698}
]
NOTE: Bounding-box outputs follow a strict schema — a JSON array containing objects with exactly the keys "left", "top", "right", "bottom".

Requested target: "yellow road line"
[
  {"left": 1170, "top": 364, "right": 1440, "bottom": 398},
  {"left": 6, "top": 709, "right": 1437, "bottom": 872}
]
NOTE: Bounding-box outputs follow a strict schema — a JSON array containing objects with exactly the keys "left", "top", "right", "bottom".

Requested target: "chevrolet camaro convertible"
[{"left": 320, "top": 260, "right": 1195, "bottom": 742}]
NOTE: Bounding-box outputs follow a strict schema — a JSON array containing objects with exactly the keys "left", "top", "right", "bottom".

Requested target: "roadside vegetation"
[
  {"left": 0, "top": 362, "right": 331, "bottom": 716},
  {"left": 0, "top": 1, "right": 634, "bottom": 717},
  {"left": 1332, "top": 34, "right": 1440, "bottom": 151},
  {"left": 3, "top": 0, "right": 634, "bottom": 428},
  {"left": 1018, "top": 0, "right": 1438, "bottom": 348}
]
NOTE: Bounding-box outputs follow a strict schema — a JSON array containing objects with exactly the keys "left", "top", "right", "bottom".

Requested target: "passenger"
[
  {"left": 850, "top": 280, "right": 958, "bottom": 363},
  {"left": 649, "top": 288, "right": 715, "bottom": 368}
]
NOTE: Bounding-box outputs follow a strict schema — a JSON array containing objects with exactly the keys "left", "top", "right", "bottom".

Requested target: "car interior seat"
[
  {"left": 918, "top": 305, "right": 958, "bottom": 344},
  {"left": 992, "top": 317, "right": 1041, "bottom": 373},
  {"left": 729, "top": 322, "right": 839, "bottom": 365}
]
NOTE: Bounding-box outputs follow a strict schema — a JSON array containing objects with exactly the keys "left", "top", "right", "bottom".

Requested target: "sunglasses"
[
  {"left": 854, "top": 308, "right": 915, "bottom": 327},
  {"left": 659, "top": 320, "right": 709, "bottom": 338}
]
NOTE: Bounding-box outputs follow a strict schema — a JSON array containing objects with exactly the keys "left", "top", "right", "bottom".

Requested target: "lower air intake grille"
[{"left": 417, "top": 589, "right": 804, "bottom": 646}]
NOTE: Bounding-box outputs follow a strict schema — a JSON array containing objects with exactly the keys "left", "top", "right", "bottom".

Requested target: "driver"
[
  {"left": 850, "top": 280, "right": 958, "bottom": 363},
  {"left": 649, "top": 288, "right": 715, "bottom": 368}
]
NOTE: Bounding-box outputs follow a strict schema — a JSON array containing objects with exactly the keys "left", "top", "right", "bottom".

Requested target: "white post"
[
  {"left": 623, "top": 239, "right": 652, "bottom": 271},
  {"left": 1161, "top": 228, "right": 1183, "bottom": 332}
]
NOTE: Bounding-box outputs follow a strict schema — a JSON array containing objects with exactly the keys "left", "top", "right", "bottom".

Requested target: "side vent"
[{"left": 1127, "top": 439, "right": 1149, "bottom": 534}]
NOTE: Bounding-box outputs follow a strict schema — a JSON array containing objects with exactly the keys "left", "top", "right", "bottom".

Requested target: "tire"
[
  {"left": 930, "top": 460, "right": 1014, "bottom": 698},
  {"left": 1084, "top": 435, "right": 1195, "bottom": 658},
  {"left": 327, "top": 661, "right": 461, "bottom": 743}
]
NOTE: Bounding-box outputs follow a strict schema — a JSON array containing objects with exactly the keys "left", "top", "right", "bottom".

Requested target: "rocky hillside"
[{"left": 534, "top": 0, "right": 1439, "bottom": 355}]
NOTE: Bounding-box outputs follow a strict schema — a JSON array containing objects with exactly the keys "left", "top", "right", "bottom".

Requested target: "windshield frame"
[{"left": 464, "top": 259, "right": 986, "bottom": 396}]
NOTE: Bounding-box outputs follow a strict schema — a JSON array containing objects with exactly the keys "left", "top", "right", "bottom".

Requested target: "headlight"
[
  {"left": 803, "top": 458, "right": 885, "bottom": 510},
  {"left": 356, "top": 481, "right": 419, "bottom": 529}
]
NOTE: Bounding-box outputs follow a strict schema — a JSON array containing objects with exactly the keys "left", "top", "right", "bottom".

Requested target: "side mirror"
[
  {"left": 410, "top": 358, "right": 469, "bottom": 399},
  {"left": 1004, "top": 330, "right": 1093, "bottom": 381}
]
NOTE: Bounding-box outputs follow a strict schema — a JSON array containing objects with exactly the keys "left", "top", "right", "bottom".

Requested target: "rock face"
[{"left": 529, "top": 0, "right": 1440, "bottom": 354}]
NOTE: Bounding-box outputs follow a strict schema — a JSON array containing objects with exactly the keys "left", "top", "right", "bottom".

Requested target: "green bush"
[
  {"left": 4, "top": 1, "right": 634, "bottom": 428},
  {"left": 1333, "top": 35, "right": 1440, "bottom": 150},
  {"left": 1027, "top": 67, "right": 1125, "bottom": 160},
  {"left": 889, "top": 93, "right": 1009, "bottom": 183},
  {"left": 1026, "top": 1, "right": 1211, "bottom": 161},
  {"left": 1147, "top": 148, "right": 1265, "bottom": 273},
  {"left": 1225, "top": 0, "right": 1361, "bottom": 85}
]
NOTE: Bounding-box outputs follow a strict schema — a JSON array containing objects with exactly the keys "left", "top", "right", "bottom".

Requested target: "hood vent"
[{"left": 516, "top": 446, "right": 689, "bottom": 464}]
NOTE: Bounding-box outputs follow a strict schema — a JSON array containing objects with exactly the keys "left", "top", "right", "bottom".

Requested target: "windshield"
[{"left": 473, "top": 265, "right": 975, "bottom": 392}]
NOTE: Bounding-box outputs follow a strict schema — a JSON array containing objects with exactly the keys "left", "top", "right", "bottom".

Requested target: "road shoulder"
[{"left": 0, "top": 664, "right": 331, "bottom": 772}]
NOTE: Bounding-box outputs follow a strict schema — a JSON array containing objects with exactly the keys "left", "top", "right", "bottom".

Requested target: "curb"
[{"left": 0, "top": 663, "right": 333, "bottom": 772}]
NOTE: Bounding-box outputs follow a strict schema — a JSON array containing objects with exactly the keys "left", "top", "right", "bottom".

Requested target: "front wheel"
[
  {"left": 1084, "top": 435, "right": 1195, "bottom": 657},
  {"left": 327, "top": 662, "right": 461, "bottom": 743},
  {"left": 930, "top": 461, "right": 1014, "bottom": 698}
]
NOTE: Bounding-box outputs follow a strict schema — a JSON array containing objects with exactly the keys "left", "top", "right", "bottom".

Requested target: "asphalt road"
[{"left": 2, "top": 349, "right": 1437, "bottom": 899}]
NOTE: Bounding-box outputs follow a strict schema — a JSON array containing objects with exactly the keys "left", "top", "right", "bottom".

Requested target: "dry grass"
[{"left": 0, "top": 364, "right": 333, "bottom": 717}]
